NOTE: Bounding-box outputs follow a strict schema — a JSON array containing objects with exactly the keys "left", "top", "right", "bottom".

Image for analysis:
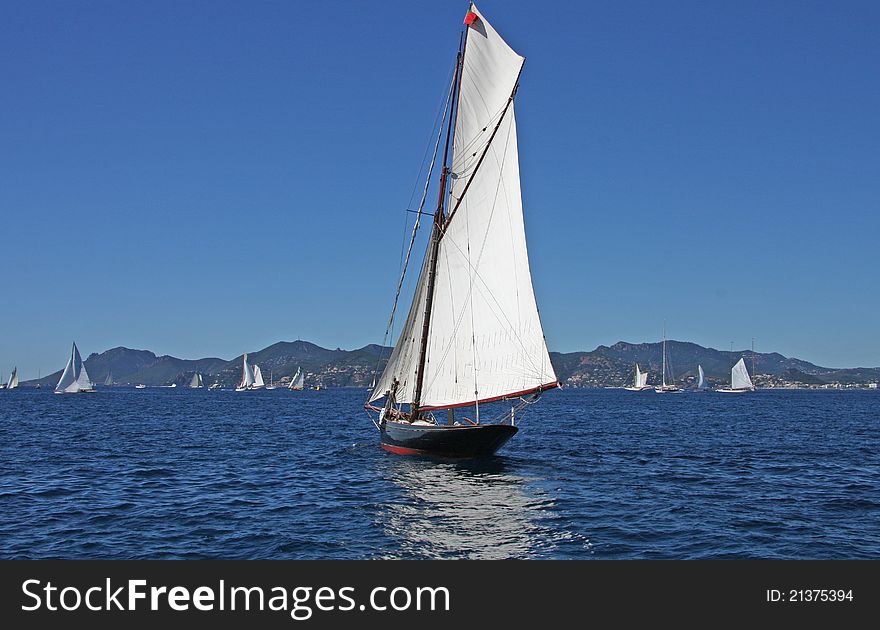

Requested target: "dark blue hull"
[{"left": 380, "top": 421, "right": 518, "bottom": 458}]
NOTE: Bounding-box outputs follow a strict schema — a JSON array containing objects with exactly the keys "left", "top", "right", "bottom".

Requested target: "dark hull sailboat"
[
  {"left": 380, "top": 421, "right": 518, "bottom": 458},
  {"left": 365, "top": 5, "right": 559, "bottom": 458}
]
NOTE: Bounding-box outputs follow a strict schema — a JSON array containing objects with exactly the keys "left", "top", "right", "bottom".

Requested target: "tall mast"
[
  {"left": 661, "top": 326, "right": 667, "bottom": 388},
  {"left": 751, "top": 337, "right": 756, "bottom": 378},
  {"left": 412, "top": 30, "right": 465, "bottom": 415}
]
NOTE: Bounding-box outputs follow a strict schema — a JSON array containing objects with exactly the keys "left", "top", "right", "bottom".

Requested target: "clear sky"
[{"left": 1, "top": 0, "right": 878, "bottom": 379}]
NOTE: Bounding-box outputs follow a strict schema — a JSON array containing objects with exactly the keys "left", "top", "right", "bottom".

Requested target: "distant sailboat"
[
  {"left": 189, "top": 372, "right": 204, "bottom": 389},
  {"left": 54, "top": 342, "right": 96, "bottom": 394},
  {"left": 252, "top": 365, "right": 265, "bottom": 389},
  {"left": 236, "top": 354, "right": 254, "bottom": 391},
  {"left": 6, "top": 367, "right": 19, "bottom": 390},
  {"left": 364, "top": 5, "right": 559, "bottom": 457},
  {"left": 655, "top": 328, "right": 682, "bottom": 393},
  {"left": 104, "top": 370, "right": 114, "bottom": 387},
  {"left": 624, "top": 364, "right": 651, "bottom": 391},
  {"left": 288, "top": 367, "right": 304, "bottom": 391},
  {"left": 236, "top": 354, "right": 264, "bottom": 391},
  {"left": 717, "top": 358, "right": 755, "bottom": 393},
  {"left": 695, "top": 364, "right": 708, "bottom": 390},
  {"left": 265, "top": 370, "right": 277, "bottom": 390}
]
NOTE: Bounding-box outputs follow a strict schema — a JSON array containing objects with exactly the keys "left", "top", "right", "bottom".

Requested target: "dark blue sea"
[{"left": 0, "top": 387, "right": 877, "bottom": 559}]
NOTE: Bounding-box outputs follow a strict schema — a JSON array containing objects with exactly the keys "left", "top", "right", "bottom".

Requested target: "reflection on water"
[{"left": 376, "top": 458, "right": 567, "bottom": 558}]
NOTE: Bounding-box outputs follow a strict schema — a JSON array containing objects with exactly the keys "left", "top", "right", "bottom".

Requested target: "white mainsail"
[
  {"left": 189, "top": 372, "right": 203, "bottom": 388},
  {"left": 104, "top": 370, "right": 113, "bottom": 387},
  {"left": 697, "top": 365, "right": 706, "bottom": 389},
  {"left": 730, "top": 358, "right": 753, "bottom": 390},
  {"left": 252, "top": 365, "right": 265, "bottom": 388},
  {"left": 637, "top": 365, "right": 648, "bottom": 388},
  {"left": 55, "top": 342, "right": 93, "bottom": 393},
  {"left": 289, "top": 367, "right": 304, "bottom": 390},
  {"left": 240, "top": 354, "right": 255, "bottom": 389},
  {"left": 7, "top": 367, "right": 19, "bottom": 390},
  {"left": 370, "top": 5, "right": 557, "bottom": 410}
]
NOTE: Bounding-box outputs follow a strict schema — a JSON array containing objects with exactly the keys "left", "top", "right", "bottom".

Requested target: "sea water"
[{"left": 0, "top": 387, "right": 877, "bottom": 559}]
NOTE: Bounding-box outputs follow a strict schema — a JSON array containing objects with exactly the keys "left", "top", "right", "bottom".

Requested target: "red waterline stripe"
[{"left": 380, "top": 443, "right": 428, "bottom": 456}]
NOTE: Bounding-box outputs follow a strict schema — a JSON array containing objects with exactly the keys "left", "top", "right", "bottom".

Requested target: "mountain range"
[{"left": 23, "top": 339, "right": 879, "bottom": 389}]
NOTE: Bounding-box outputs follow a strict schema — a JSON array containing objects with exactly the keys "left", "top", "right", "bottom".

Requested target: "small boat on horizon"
[
  {"left": 624, "top": 364, "right": 652, "bottom": 391},
  {"left": 288, "top": 367, "right": 305, "bottom": 391},
  {"left": 5, "top": 367, "right": 19, "bottom": 390},
  {"left": 717, "top": 358, "right": 755, "bottom": 393},
  {"left": 54, "top": 342, "right": 96, "bottom": 394},
  {"left": 655, "top": 328, "right": 682, "bottom": 393},
  {"left": 189, "top": 372, "right": 204, "bottom": 389},
  {"left": 693, "top": 364, "right": 710, "bottom": 391},
  {"left": 135, "top": 384, "right": 146, "bottom": 389},
  {"left": 235, "top": 354, "right": 265, "bottom": 391}
]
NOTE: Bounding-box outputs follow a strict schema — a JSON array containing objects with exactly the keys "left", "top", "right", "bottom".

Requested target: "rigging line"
[
  {"left": 449, "top": 104, "right": 506, "bottom": 171},
  {"left": 404, "top": 58, "right": 459, "bottom": 212},
  {"left": 368, "top": 65, "right": 457, "bottom": 398},
  {"left": 442, "top": 61, "right": 525, "bottom": 235},
  {"left": 412, "top": 30, "right": 465, "bottom": 413},
  {"left": 429, "top": 117, "right": 548, "bottom": 380}
]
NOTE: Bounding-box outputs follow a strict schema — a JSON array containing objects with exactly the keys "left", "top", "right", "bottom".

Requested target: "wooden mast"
[{"left": 411, "top": 31, "right": 465, "bottom": 417}]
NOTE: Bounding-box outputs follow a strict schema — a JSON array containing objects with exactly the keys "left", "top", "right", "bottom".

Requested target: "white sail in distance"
[
  {"left": 370, "top": 4, "right": 557, "bottom": 410},
  {"left": 189, "top": 372, "right": 203, "bottom": 388},
  {"left": 731, "top": 358, "right": 753, "bottom": 390},
  {"left": 252, "top": 365, "right": 265, "bottom": 388},
  {"left": 240, "top": 354, "right": 255, "bottom": 389},
  {"left": 289, "top": 367, "right": 304, "bottom": 390},
  {"left": 6, "top": 367, "right": 18, "bottom": 390},
  {"left": 55, "top": 342, "right": 93, "bottom": 393},
  {"left": 636, "top": 365, "right": 648, "bottom": 388},
  {"left": 697, "top": 365, "right": 706, "bottom": 389}
]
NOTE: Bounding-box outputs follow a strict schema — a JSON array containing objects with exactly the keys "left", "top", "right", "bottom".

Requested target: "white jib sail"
[
  {"left": 56, "top": 342, "right": 91, "bottom": 393},
  {"left": 240, "top": 354, "right": 254, "bottom": 388},
  {"left": 289, "top": 367, "right": 304, "bottom": 390},
  {"left": 7, "top": 368, "right": 18, "bottom": 389},
  {"left": 252, "top": 365, "right": 265, "bottom": 388},
  {"left": 731, "top": 358, "right": 753, "bottom": 390},
  {"left": 370, "top": 5, "right": 556, "bottom": 409},
  {"left": 697, "top": 365, "right": 706, "bottom": 389},
  {"left": 639, "top": 366, "right": 649, "bottom": 388},
  {"left": 190, "top": 372, "right": 202, "bottom": 388}
]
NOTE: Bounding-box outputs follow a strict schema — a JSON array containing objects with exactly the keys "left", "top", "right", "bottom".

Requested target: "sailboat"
[
  {"left": 623, "top": 364, "right": 651, "bottom": 391},
  {"left": 265, "top": 370, "right": 277, "bottom": 390},
  {"left": 236, "top": 354, "right": 254, "bottom": 391},
  {"left": 364, "top": 5, "right": 559, "bottom": 457},
  {"left": 717, "top": 358, "right": 755, "bottom": 393},
  {"left": 235, "top": 354, "right": 264, "bottom": 391},
  {"left": 252, "top": 365, "right": 265, "bottom": 389},
  {"left": 6, "top": 367, "right": 19, "bottom": 390},
  {"left": 104, "top": 370, "right": 114, "bottom": 387},
  {"left": 694, "top": 364, "right": 709, "bottom": 391},
  {"left": 288, "top": 367, "right": 304, "bottom": 391},
  {"left": 54, "top": 342, "right": 96, "bottom": 394},
  {"left": 655, "top": 328, "right": 682, "bottom": 393},
  {"left": 189, "top": 372, "right": 204, "bottom": 389}
]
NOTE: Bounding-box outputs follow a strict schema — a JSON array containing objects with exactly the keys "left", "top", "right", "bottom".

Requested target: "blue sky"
[{"left": 1, "top": 0, "right": 878, "bottom": 379}]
